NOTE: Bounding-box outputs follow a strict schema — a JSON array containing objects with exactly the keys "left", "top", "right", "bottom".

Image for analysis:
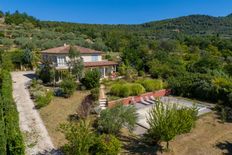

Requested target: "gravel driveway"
[{"left": 12, "top": 71, "right": 59, "bottom": 155}]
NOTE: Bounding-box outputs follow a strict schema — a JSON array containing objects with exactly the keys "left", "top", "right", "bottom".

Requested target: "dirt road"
[{"left": 12, "top": 71, "right": 58, "bottom": 155}]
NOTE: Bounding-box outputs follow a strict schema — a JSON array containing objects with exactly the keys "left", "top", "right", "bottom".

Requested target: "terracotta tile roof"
[
  {"left": 41, "top": 45, "right": 103, "bottom": 54},
  {"left": 84, "top": 61, "right": 118, "bottom": 67}
]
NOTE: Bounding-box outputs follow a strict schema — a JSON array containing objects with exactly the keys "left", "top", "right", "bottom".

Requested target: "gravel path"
[{"left": 12, "top": 71, "right": 59, "bottom": 155}]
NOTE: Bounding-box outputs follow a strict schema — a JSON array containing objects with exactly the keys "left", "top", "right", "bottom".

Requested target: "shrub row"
[
  {"left": 136, "top": 78, "right": 164, "bottom": 92},
  {"left": 168, "top": 74, "right": 232, "bottom": 107},
  {"left": 110, "top": 83, "right": 145, "bottom": 97},
  {"left": 0, "top": 70, "right": 25, "bottom": 154}
]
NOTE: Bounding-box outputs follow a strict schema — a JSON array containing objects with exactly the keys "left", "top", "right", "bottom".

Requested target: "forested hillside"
[
  {"left": 0, "top": 11, "right": 232, "bottom": 107},
  {"left": 1, "top": 11, "right": 232, "bottom": 52}
]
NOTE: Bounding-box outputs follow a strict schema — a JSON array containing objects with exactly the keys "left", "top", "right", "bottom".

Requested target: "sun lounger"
[
  {"left": 140, "top": 97, "right": 151, "bottom": 105},
  {"left": 150, "top": 96, "right": 159, "bottom": 102},
  {"left": 145, "top": 96, "right": 155, "bottom": 104}
]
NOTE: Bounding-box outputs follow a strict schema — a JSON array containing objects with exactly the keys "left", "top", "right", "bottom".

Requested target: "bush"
[
  {"left": 90, "top": 88, "right": 99, "bottom": 101},
  {"left": 60, "top": 76, "right": 77, "bottom": 98},
  {"left": 60, "top": 120, "right": 96, "bottom": 155},
  {"left": 35, "top": 91, "right": 53, "bottom": 109},
  {"left": 138, "top": 79, "right": 163, "bottom": 92},
  {"left": 38, "top": 63, "right": 55, "bottom": 84},
  {"left": 138, "top": 70, "right": 145, "bottom": 77},
  {"left": 110, "top": 83, "right": 145, "bottom": 97},
  {"left": 81, "top": 69, "right": 100, "bottom": 89},
  {"left": 98, "top": 104, "right": 138, "bottom": 135},
  {"left": 110, "top": 84, "right": 122, "bottom": 97},
  {"left": 119, "top": 84, "right": 131, "bottom": 97},
  {"left": 95, "top": 134, "right": 122, "bottom": 155},
  {"left": 130, "top": 83, "right": 145, "bottom": 96}
]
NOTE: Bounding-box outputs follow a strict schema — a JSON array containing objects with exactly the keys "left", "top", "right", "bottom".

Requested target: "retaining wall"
[{"left": 107, "top": 89, "right": 171, "bottom": 108}]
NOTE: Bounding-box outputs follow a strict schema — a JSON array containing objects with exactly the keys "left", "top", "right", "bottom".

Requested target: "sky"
[{"left": 1, "top": 0, "right": 232, "bottom": 24}]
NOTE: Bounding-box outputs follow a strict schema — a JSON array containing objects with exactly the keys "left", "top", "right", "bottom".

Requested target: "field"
[{"left": 39, "top": 90, "right": 89, "bottom": 147}]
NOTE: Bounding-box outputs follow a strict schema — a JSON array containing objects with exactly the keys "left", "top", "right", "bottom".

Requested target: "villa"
[{"left": 41, "top": 44, "right": 118, "bottom": 78}]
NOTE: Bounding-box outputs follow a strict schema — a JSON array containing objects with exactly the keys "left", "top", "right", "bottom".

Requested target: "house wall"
[
  {"left": 42, "top": 53, "right": 102, "bottom": 66},
  {"left": 82, "top": 55, "right": 102, "bottom": 62}
]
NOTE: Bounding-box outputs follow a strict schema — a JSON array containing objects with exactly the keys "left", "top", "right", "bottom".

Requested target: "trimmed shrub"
[
  {"left": 110, "top": 84, "right": 121, "bottom": 97},
  {"left": 0, "top": 70, "right": 25, "bottom": 154},
  {"left": 138, "top": 79, "right": 163, "bottom": 92},
  {"left": 119, "top": 84, "right": 131, "bottom": 97},
  {"left": 110, "top": 83, "right": 145, "bottom": 97},
  {"left": 95, "top": 134, "right": 122, "bottom": 155},
  {"left": 131, "top": 83, "right": 145, "bottom": 96},
  {"left": 0, "top": 96, "right": 6, "bottom": 154}
]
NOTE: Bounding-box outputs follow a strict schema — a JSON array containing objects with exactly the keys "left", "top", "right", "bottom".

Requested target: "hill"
[
  {"left": 1, "top": 11, "right": 232, "bottom": 52},
  {"left": 141, "top": 14, "right": 232, "bottom": 38},
  {"left": 35, "top": 14, "right": 232, "bottom": 40}
]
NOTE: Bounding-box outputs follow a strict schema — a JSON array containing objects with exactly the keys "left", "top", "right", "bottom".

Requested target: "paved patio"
[{"left": 134, "top": 96, "right": 212, "bottom": 135}]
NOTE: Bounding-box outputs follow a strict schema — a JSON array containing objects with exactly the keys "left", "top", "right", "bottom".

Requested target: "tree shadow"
[
  {"left": 67, "top": 114, "right": 80, "bottom": 122},
  {"left": 67, "top": 95, "right": 94, "bottom": 122},
  {"left": 36, "top": 148, "right": 63, "bottom": 155},
  {"left": 215, "top": 106, "right": 232, "bottom": 123},
  {"left": 23, "top": 73, "right": 37, "bottom": 80},
  {"left": 216, "top": 141, "right": 232, "bottom": 155},
  {"left": 119, "top": 135, "right": 160, "bottom": 155}
]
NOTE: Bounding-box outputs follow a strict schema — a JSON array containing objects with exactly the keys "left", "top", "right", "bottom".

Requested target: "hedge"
[
  {"left": 0, "top": 96, "right": 6, "bottom": 154},
  {"left": 0, "top": 70, "right": 25, "bottom": 154},
  {"left": 137, "top": 79, "right": 164, "bottom": 92},
  {"left": 110, "top": 83, "right": 145, "bottom": 97}
]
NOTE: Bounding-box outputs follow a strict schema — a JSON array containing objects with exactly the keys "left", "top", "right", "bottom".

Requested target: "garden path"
[
  {"left": 99, "top": 84, "right": 106, "bottom": 99},
  {"left": 99, "top": 84, "right": 107, "bottom": 109},
  {"left": 12, "top": 71, "right": 60, "bottom": 155}
]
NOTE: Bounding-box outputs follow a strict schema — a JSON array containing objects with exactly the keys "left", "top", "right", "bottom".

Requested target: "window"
[
  {"left": 57, "top": 56, "right": 66, "bottom": 66},
  {"left": 92, "top": 55, "right": 98, "bottom": 62}
]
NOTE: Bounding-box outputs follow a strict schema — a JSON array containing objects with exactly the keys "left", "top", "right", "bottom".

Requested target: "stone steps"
[{"left": 99, "top": 98, "right": 107, "bottom": 110}]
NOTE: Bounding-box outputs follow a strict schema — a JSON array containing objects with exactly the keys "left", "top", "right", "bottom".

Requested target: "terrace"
[{"left": 134, "top": 96, "right": 212, "bottom": 134}]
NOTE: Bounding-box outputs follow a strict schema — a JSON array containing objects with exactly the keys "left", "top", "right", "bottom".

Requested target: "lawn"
[
  {"left": 156, "top": 112, "right": 232, "bottom": 155},
  {"left": 39, "top": 90, "right": 232, "bottom": 155},
  {"left": 118, "top": 112, "right": 232, "bottom": 155},
  {"left": 39, "top": 90, "right": 89, "bottom": 147}
]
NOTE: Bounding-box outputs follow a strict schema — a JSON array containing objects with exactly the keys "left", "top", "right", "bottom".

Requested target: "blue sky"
[{"left": 1, "top": 0, "right": 232, "bottom": 24}]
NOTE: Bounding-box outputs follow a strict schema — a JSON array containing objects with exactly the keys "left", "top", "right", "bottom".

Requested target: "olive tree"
[
  {"left": 146, "top": 101, "right": 197, "bottom": 150},
  {"left": 60, "top": 120, "right": 95, "bottom": 155},
  {"left": 68, "top": 46, "right": 84, "bottom": 80}
]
